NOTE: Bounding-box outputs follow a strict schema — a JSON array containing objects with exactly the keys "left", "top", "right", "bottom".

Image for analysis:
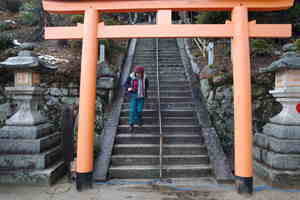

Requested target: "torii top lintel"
[{"left": 43, "top": 0, "right": 294, "bottom": 14}]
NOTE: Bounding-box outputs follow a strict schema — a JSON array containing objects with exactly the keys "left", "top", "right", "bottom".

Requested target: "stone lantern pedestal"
[
  {"left": 254, "top": 54, "right": 300, "bottom": 186},
  {"left": 0, "top": 51, "right": 65, "bottom": 185}
]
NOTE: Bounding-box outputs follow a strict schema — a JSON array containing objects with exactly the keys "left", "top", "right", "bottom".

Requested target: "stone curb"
[{"left": 177, "top": 38, "right": 234, "bottom": 183}]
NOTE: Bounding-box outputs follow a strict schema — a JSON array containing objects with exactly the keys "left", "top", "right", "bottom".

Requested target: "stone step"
[
  {"left": 148, "top": 77, "right": 187, "bottom": 81},
  {"left": 109, "top": 164, "right": 212, "bottom": 179},
  {"left": 0, "top": 146, "right": 62, "bottom": 170},
  {"left": 138, "top": 49, "right": 179, "bottom": 51},
  {"left": 146, "top": 91, "right": 191, "bottom": 97},
  {"left": 124, "top": 97, "right": 193, "bottom": 103},
  {"left": 145, "top": 70, "right": 185, "bottom": 74},
  {"left": 115, "top": 134, "right": 203, "bottom": 144},
  {"left": 0, "top": 161, "right": 66, "bottom": 185},
  {"left": 134, "top": 56, "right": 181, "bottom": 59},
  {"left": 120, "top": 110, "right": 194, "bottom": 117},
  {"left": 134, "top": 58, "right": 182, "bottom": 62},
  {"left": 117, "top": 125, "right": 200, "bottom": 134},
  {"left": 122, "top": 102, "right": 194, "bottom": 109},
  {"left": 145, "top": 72, "right": 186, "bottom": 76},
  {"left": 119, "top": 117, "right": 198, "bottom": 125},
  {"left": 134, "top": 62, "right": 182, "bottom": 65},
  {"left": 0, "top": 132, "right": 61, "bottom": 154},
  {"left": 135, "top": 64, "right": 184, "bottom": 67},
  {"left": 111, "top": 155, "right": 209, "bottom": 166},
  {"left": 144, "top": 68, "right": 185, "bottom": 72},
  {"left": 135, "top": 52, "right": 180, "bottom": 55},
  {"left": 148, "top": 86, "right": 190, "bottom": 90},
  {"left": 149, "top": 80, "right": 189, "bottom": 85},
  {"left": 147, "top": 75, "right": 186, "bottom": 80},
  {"left": 113, "top": 144, "right": 207, "bottom": 155}
]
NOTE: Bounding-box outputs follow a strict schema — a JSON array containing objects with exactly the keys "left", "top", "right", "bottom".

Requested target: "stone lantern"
[
  {"left": 0, "top": 51, "right": 65, "bottom": 185},
  {"left": 97, "top": 62, "right": 117, "bottom": 104},
  {"left": 254, "top": 52, "right": 300, "bottom": 187}
]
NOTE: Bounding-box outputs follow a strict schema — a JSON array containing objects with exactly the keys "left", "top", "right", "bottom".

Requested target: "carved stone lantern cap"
[
  {"left": 260, "top": 53, "right": 300, "bottom": 73},
  {"left": 0, "top": 50, "right": 57, "bottom": 72}
]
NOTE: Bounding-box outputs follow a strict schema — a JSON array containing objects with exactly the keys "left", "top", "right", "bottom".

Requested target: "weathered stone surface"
[
  {"left": 263, "top": 151, "right": 300, "bottom": 170},
  {"left": 282, "top": 43, "right": 297, "bottom": 52},
  {"left": 269, "top": 137, "right": 300, "bottom": 154},
  {"left": 0, "top": 122, "right": 53, "bottom": 139},
  {"left": 0, "top": 132, "right": 61, "bottom": 154},
  {"left": 270, "top": 88, "right": 300, "bottom": 98},
  {"left": 49, "top": 88, "right": 63, "bottom": 97},
  {"left": 253, "top": 145, "right": 262, "bottom": 162},
  {"left": 254, "top": 133, "right": 269, "bottom": 149},
  {"left": 19, "top": 42, "right": 37, "bottom": 50},
  {"left": 0, "top": 56, "right": 39, "bottom": 69},
  {"left": 97, "top": 77, "right": 115, "bottom": 89},
  {"left": 97, "top": 62, "right": 117, "bottom": 77},
  {"left": 260, "top": 54, "right": 300, "bottom": 73},
  {"left": 255, "top": 132, "right": 300, "bottom": 154},
  {"left": 201, "top": 127, "right": 234, "bottom": 183},
  {"left": 68, "top": 88, "right": 79, "bottom": 96},
  {"left": 200, "top": 79, "right": 210, "bottom": 99},
  {"left": 254, "top": 160, "right": 300, "bottom": 187},
  {"left": 0, "top": 103, "right": 12, "bottom": 123},
  {"left": 0, "top": 146, "right": 61, "bottom": 169},
  {"left": 282, "top": 51, "right": 299, "bottom": 58},
  {"left": 18, "top": 50, "right": 34, "bottom": 57},
  {"left": 263, "top": 123, "right": 300, "bottom": 139},
  {"left": 0, "top": 161, "right": 66, "bottom": 186},
  {"left": 269, "top": 99, "right": 300, "bottom": 126},
  {"left": 61, "top": 97, "right": 78, "bottom": 105}
]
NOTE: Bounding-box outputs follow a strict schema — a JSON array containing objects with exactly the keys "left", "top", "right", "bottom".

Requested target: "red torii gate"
[{"left": 43, "top": 0, "right": 294, "bottom": 194}]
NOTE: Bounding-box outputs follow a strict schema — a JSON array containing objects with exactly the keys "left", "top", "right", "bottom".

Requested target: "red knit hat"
[{"left": 134, "top": 66, "right": 144, "bottom": 73}]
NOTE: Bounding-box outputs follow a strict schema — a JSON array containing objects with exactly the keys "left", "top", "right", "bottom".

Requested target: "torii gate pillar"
[
  {"left": 76, "top": 8, "right": 99, "bottom": 190},
  {"left": 231, "top": 6, "right": 253, "bottom": 194}
]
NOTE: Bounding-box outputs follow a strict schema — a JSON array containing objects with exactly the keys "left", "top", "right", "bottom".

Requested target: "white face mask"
[{"left": 136, "top": 72, "right": 142, "bottom": 79}]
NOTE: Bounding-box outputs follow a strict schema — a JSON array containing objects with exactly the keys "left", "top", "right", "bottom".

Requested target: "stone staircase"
[{"left": 108, "top": 38, "right": 213, "bottom": 179}]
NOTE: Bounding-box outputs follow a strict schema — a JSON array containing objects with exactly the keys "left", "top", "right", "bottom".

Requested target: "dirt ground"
[{"left": 1, "top": 176, "right": 300, "bottom": 200}]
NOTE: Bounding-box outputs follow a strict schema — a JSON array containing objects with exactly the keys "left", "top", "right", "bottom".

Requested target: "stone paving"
[{"left": 1, "top": 176, "right": 300, "bottom": 200}]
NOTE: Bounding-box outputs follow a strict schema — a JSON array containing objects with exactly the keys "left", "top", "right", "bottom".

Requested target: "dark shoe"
[
  {"left": 129, "top": 125, "right": 134, "bottom": 132},
  {"left": 138, "top": 121, "right": 143, "bottom": 127}
]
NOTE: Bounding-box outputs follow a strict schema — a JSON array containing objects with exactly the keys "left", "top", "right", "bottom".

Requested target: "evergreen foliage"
[{"left": 251, "top": 39, "right": 274, "bottom": 56}]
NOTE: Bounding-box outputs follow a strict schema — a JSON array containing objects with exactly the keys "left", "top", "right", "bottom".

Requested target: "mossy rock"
[{"left": 295, "top": 39, "right": 300, "bottom": 52}]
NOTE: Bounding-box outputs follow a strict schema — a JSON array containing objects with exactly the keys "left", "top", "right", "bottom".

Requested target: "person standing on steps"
[{"left": 124, "top": 66, "right": 149, "bottom": 132}]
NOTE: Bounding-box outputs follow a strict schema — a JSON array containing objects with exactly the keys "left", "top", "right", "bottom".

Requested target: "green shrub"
[
  {"left": 18, "top": 1, "right": 40, "bottom": 26},
  {"left": 295, "top": 39, "right": 300, "bottom": 52},
  {"left": 0, "top": 34, "right": 13, "bottom": 51},
  {"left": 195, "top": 12, "right": 229, "bottom": 24},
  {"left": 71, "top": 15, "right": 84, "bottom": 24},
  {"left": 251, "top": 39, "right": 273, "bottom": 56},
  {"left": 5, "top": 0, "right": 22, "bottom": 13},
  {"left": 0, "top": 23, "right": 9, "bottom": 32},
  {"left": 19, "top": 11, "right": 39, "bottom": 26},
  {"left": 69, "top": 40, "right": 82, "bottom": 49},
  {"left": 103, "top": 39, "right": 126, "bottom": 64}
]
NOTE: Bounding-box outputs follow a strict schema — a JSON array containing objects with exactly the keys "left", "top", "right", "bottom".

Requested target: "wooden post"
[
  {"left": 231, "top": 6, "right": 253, "bottom": 195},
  {"left": 76, "top": 8, "right": 99, "bottom": 191}
]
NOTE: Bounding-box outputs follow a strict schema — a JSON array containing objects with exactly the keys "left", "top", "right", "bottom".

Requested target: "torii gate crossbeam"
[{"left": 43, "top": 0, "right": 294, "bottom": 194}]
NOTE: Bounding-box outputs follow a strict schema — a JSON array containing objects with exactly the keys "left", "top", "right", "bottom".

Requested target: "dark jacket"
[{"left": 124, "top": 72, "right": 149, "bottom": 98}]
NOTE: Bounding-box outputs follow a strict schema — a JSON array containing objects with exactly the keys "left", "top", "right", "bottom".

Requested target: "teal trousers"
[{"left": 129, "top": 93, "right": 144, "bottom": 125}]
